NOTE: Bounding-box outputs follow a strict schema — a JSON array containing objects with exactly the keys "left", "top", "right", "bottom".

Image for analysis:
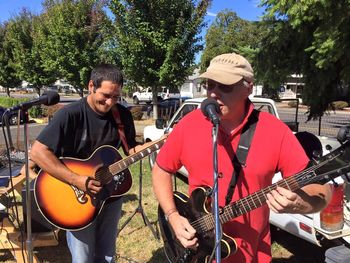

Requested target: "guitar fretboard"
[
  {"left": 192, "top": 141, "right": 350, "bottom": 234},
  {"left": 97, "top": 138, "right": 166, "bottom": 183}
]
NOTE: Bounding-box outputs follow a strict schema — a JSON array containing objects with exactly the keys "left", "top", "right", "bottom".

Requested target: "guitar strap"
[
  {"left": 225, "top": 109, "right": 260, "bottom": 206},
  {"left": 111, "top": 105, "right": 130, "bottom": 156}
]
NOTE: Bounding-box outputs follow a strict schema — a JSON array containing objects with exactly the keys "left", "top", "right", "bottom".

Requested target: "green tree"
[
  {"left": 6, "top": 9, "right": 57, "bottom": 95},
  {"left": 258, "top": 0, "right": 350, "bottom": 119},
  {"left": 110, "top": 0, "right": 210, "bottom": 117},
  {"left": 0, "top": 22, "right": 22, "bottom": 96},
  {"left": 34, "top": 0, "right": 112, "bottom": 96},
  {"left": 200, "top": 10, "right": 262, "bottom": 73}
]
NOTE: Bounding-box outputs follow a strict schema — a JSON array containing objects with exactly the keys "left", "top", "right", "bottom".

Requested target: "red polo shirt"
[{"left": 156, "top": 102, "right": 309, "bottom": 263}]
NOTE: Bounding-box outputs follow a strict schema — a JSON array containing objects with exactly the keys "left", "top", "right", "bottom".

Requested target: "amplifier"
[{"left": 22, "top": 180, "right": 56, "bottom": 233}]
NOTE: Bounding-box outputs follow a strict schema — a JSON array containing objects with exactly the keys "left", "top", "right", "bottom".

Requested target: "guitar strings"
[
  {"left": 190, "top": 147, "right": 348, "bottom": 233},
  {"left": 93, "top": 140, "right": 165, "bottom": 183}
]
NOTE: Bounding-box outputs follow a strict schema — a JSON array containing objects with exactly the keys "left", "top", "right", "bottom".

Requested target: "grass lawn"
[
  {"left": 116, "top": 160, "right": 177, "bottom": 262},
  {"left": 0, "top": 156, "right": 326, "bottom": 262},
  {"left": 0, "top": 158, "right": 188, "bottom": 262}
]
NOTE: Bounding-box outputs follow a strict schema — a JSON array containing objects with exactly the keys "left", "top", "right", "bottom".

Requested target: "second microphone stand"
[{"left": 117, "top": 159, "right": 159, "bottom": 239}]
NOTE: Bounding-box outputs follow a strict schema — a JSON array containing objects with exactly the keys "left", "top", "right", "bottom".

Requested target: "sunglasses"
[{"left": 205, "top": 79, "right": 246, "bottom": 94}]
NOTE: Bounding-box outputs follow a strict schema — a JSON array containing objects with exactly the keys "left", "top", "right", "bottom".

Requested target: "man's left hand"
[{"left": 266, "top": 186, "right": 306, "bottom": 214}]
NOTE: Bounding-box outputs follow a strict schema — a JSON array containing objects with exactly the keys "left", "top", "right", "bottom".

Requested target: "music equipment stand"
[{"left": 117, "top": 159, "right": 159, "bottom": 239}]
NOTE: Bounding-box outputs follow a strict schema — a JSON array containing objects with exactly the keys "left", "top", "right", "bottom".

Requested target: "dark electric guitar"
[
  {"left": 158, "top": 140, "right": 350, "bottom": 263},
  {"left": 34, "top": 138, "right": 165, "bottom": 231}
]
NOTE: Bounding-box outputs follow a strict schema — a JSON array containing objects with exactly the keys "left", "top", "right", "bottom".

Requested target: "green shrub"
[
  {"left": 331, "top": 101, "right": 348, "bottom": 110},
  {"left": 0, "top": 96, "right": 27, "bottom": 108},
  {"left": 29, "top": 105, "right": 44, "bottom": 118},
  {"left": 130, "top": 106, "right": 143, "bottom": 120},
  {"left": 0, "top": 96, "right": 44, "bottom": 118}
]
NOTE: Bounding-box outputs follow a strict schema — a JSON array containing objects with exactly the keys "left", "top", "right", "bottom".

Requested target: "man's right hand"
[
  {"left": 168, "top": 212, "right": 198, "bottom": 249},
  {"left": 72, "top": 175, "right": 102, "bottom": 195}
]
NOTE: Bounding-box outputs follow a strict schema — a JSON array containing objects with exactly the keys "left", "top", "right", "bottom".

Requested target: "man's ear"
[
  {"left": 88, "top": 80, "right": 94, "bottom": 94},
  {"left": 247, "top": 82, "right": 253, "bottom": 95}
]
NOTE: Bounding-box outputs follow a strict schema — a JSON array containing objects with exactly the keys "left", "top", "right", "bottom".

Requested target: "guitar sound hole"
[{"left": 96, "top": 167, "right": 113, "bottom": 184}]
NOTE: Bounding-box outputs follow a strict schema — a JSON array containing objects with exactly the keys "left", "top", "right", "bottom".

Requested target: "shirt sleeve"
[
  {"left": 278, "top": 128, "right": 310, "bottom": 178},
  {"left": 156, "top": 120, "right": 184, "bottom": 173},
  {"left": 36, "top": 107, "right": 73, "bottom": 156}
]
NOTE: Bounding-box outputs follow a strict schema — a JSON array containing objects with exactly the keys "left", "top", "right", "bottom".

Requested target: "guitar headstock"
[{"left": 297, "top": 140, "right": 350, "bottom": 187}]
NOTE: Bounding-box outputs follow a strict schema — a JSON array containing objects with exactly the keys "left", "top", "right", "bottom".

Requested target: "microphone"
[
  {"left": 9, "top": 91, "right": 60, "bottom": 111},
  {"left": 201, "top": 98, "right": 221, "bottom": 125}
]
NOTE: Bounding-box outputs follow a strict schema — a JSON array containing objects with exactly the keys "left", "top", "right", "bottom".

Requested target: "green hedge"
[
  {"left": 0, "top": 96, "right": 27, "bottom": 107},
  {"left": 0, "top": 96, "right": 44, "bottom": 118},
  {"left": 331, "top": 101, "right": 348, "bottom": 110}
]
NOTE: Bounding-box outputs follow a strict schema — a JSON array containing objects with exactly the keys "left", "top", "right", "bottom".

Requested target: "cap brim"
[{"left": 199, "top": 70, "right": 243, "bottom": 85}]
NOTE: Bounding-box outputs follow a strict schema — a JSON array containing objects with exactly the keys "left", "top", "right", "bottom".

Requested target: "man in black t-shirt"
[{"left": 30, "top": 64, "right": 138, "bottom": 263}]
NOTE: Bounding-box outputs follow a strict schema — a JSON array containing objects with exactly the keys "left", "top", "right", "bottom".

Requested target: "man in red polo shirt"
[{"left": 152, "top": 53, "right": 331, "bottom": 262}]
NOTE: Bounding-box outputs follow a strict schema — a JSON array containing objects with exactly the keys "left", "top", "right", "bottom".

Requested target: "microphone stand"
[
  {"left": 212, "top": 123, "right": 221, "bottom": 263},
  {"left": 23, "top": 109, "right": 33, "bottom": 263}
]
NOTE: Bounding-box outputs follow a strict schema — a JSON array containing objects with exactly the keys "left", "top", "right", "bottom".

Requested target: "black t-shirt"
[{"left": 37, "top": 98, "right": 137, "bottom": 159}]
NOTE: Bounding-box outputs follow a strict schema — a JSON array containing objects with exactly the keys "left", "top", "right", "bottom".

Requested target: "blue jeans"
[{"left": 66, "top": 197, "right": 123, "bottom": 263}]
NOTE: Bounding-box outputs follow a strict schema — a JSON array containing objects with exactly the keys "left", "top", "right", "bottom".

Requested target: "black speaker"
[{"left": 22, "top": 179, "right": 55, "bottom": 233}]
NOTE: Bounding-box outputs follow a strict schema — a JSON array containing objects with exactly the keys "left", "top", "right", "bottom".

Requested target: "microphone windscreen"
[
  {"left": 44, "top": 91, "right": 60, "bottom": 106},
  {"left": 200, "top": 98, "right": 220, "bottom": 117}
]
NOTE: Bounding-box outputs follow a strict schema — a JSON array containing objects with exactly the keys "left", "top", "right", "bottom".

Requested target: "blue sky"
[
  {"left": 0, "top": 0, "right": 264, "bottom": 23},
  {"left": 0, "top": 0, "right": 264, "bottom": 62}
]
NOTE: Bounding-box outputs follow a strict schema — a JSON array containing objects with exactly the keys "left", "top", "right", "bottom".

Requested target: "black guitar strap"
[{"left": 225, "top": 109, "right": 260, "bottom": 206}]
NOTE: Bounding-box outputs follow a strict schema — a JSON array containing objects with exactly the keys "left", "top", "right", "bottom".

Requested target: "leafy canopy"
[
  {"left": 34, "top": 0, "right": 112, "bottom": 95},
  {"left": 200, "top": 10, "right": 262, "bottom": 73},
  {"left": 110, "top": 0, "right": 210, "bottom": 92},
  {"left": 258, "top": 0, "right": 350, "bottom": 118}
]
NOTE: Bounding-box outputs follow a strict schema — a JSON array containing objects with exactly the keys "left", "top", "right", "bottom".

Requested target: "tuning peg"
[
  {"left": 337, "top": 126, "right": 350, "bottom": 143},
  {"left": 331, "top": 179, "right": 339, "bottom": 187},
  {"left": 312, "top": 150, "right": 322, "bottom": 159},
  {"left": 341, "top": 172, "right": 350, "bottom": 183},
  {"left": 325, "top": 145, "right": 333, "bottom": 152}
]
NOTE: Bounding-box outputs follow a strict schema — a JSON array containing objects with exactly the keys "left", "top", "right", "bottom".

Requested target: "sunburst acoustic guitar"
[{"left": 34, "top": 138, "right": 165, "bottom": 231}]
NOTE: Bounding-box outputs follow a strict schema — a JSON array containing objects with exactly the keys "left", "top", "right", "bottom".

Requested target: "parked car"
[
  {"left": 132, "top": 87, "right": 180, "bottom": 104},
  {"left": 142, "top": 98, "right": 181, "bottom": 120},
  {"left": 0, "top": 106, "right": 24, "bottom": 125},
  {"left": 143, "top": 97, "right": 350, "bottom": 262},
  {"left": 117, "top": 97, "right": 129, "bottom": 109}
]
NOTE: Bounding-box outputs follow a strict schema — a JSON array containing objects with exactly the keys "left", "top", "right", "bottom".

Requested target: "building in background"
[
  {"left": 279, "top": 74, "right": 304, "bottom": 100},
  {"left": 179, "top": 69, "right": 206, "bottom": 100}
]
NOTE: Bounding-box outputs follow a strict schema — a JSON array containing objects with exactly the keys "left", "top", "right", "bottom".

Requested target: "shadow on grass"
[
  {"left": 122, "top": 193, "right": 138, "bottom": 203},
  {"left": 34, "top": 230, "right": 71, "bottom": 262},
  {"left": 270, "top": 226, "right": 330, "bottom": 263},
  {"left": 148, "top": 247, "right": 167, "bottom": 262},
  {"left": 116, "top": 246, "right": 167, "bottom": 263}
]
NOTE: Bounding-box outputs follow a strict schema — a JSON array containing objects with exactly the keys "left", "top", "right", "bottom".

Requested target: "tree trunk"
[{"left": 152, "top": 86, "right": 159, "bottom": 120}]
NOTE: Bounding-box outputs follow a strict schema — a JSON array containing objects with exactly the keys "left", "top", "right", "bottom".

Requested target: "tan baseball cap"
[{"left": 199, "top": 53, "right": 254, "bottom": 85}]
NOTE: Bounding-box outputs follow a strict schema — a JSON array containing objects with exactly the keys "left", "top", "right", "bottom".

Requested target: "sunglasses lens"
[{"left": 205, "top": 81, "right": 236, "bottom": 93}]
